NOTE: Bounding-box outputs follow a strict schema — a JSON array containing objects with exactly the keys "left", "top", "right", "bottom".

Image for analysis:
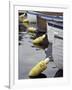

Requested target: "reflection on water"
[{"left": 29, "top": 73, "right": 47, "bottom": 79}]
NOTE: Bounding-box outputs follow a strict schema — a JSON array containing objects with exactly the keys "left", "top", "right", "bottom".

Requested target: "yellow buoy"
[
  {"left": 23, "top": 19, "right": 29, "bottom": 27},
  {"left": 29, "top": 57, "right": 50, "bottom": 77},
  {"left": 28, "top": 27, "right": 37, "bottom": 33},
  {"left": 19, "top": 14, "right": 25, "bottom": 22},
  {"left": 32, "top": 34, "right": 46, "bottom": 44},
  {"left": 23, "top": 19, "right": 29, "bottom": 23},
  {"left": 23, "top": 22, "right": 29, "bottom": 28}
]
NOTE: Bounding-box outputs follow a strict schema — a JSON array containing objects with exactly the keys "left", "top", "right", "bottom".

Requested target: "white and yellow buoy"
[
  {"left": 32, "top": 34, "right": 46, "bottom": 45},
  {"left": 23, "top": 18, "right": 29, "bottom": 23},
  {"left": 29, "top": 57, "right": 50, "bottom": 77},
  {"left": 19, "top": 14, "right": 25, "bottom": 22},
  {"left": 27, "top": 27, "right": 37, "bottom": 33},
  {"left": 23, "top": 18, "right": 29, "bottom": 28}
]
